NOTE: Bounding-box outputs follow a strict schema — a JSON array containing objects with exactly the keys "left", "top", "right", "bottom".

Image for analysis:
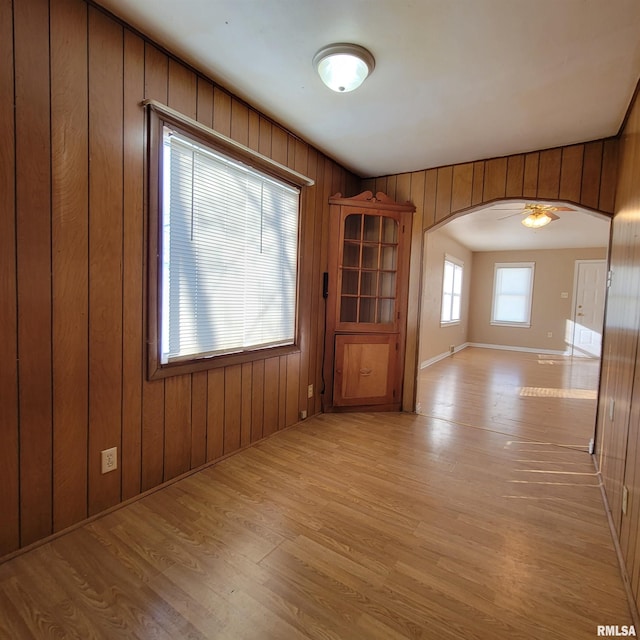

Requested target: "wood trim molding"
[{"left": 142, "top": 99, "right": 315, "bottom": 187}]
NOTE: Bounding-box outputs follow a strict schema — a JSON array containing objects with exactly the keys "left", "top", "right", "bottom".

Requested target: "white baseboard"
[
  {"left": 420, "top": 342, "right": 576, "bottom": 370},
  {"left": 420, "top": 342, "right": 470, "bottom": 369},
  {"left": 467, "top": 342, "right": 570, "bottom": 356}
]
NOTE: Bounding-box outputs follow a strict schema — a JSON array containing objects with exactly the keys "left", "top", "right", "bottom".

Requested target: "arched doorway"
[{"left": 414, "top": 198, "right": 611, "bottom": 449}]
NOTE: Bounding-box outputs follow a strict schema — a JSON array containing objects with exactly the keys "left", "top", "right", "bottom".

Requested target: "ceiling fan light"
[
  {"left": 313, "top": 44, "right": 375, "bottom": 93},
  {"left": 522, "top": 212, "right": 552, "bottom": 228}
]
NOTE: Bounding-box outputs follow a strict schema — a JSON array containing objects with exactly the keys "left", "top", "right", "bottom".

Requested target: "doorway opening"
[{"left": 414, "top": 199, "right": 610, "bottom": 450}]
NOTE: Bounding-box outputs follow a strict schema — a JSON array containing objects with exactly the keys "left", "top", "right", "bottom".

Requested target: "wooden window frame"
[{"left": 144, "top": 101, "right": 313, "bottom": 380}]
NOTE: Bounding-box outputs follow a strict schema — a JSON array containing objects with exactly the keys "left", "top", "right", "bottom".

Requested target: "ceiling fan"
[{"left": 498, "top": 203, "right": 573, "bottom": 228}]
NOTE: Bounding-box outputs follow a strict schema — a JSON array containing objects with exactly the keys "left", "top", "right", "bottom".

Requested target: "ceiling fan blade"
[{"left": 497, "top": 211, "right": 525, "bottom": 220}]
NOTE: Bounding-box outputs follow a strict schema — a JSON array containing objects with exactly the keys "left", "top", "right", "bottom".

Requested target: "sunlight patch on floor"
[{"left": 519, "top": 386, "right": 597, "bottom": 399}]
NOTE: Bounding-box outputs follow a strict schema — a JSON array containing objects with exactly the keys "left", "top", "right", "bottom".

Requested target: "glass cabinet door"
[{"left": 339, "top": 213, "right": 398, "bottom": 325}]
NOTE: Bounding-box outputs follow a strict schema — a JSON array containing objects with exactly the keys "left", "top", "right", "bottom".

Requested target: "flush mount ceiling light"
[
  {"left": 313, "top": 43, "right": 375, "bottom": 93},
  {"left": 521, "top": 204, "right": 560, "bottom": 228}
]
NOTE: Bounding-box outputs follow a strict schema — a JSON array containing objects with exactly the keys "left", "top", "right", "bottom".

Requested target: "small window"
[
  {"left": 149, "top": 116, "right": 301, "bottom": 377},
  {"left": 441, "top": 255, "right": 463, "bottom": 324},
  {"left": 491, "top": 262, "right": 535, "bottom": 327}
]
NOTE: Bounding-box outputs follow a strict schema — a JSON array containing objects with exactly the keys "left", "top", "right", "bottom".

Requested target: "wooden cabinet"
[{"left": 324, "top": 191, "right": 414, "bottom": 411}]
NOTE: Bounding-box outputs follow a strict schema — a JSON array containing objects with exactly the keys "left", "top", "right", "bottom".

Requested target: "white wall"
[{"left": 418, "top": 228, "right": 473, "bottom": 366}]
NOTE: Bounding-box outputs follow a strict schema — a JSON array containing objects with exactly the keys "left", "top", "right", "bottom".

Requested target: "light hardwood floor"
[
  {"left": 0, "top": 350, "right": 632, "bottom": 639},
  {"left": 417, "top": 347, "right": 601, "bottom": 450}
]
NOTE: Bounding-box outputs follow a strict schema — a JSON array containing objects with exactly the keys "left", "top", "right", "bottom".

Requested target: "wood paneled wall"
[
  {"left": 362, "top": 139, "right": 619, "bottom": 409},
  {"left": 0, "top": 0, "right": 358, "bottom": 557},
  {"left": 596, "top": 82, "right": 640, "bottom": 613}
]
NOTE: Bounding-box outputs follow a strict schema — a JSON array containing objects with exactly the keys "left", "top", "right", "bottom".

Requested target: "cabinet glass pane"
[
  {"left": 363, "top": 215, "right": 380, "bottom": 241},
  {"left": 377, "top": 298, "right": 395, "bottom": 323},
  {"left": 340, "top": 296, "right": 358, "bottom": 322},
  {"left": 360, "top": 271, "right": 377, "bottom": 296},
  {"left": 343, "top": 242, "right": 360, "bottom": 267},
  {"left": 362, "top": 245, "right": 379, "bottom": 269},
  {"left": 380, "top": 245, "right": 397, "bottom": 270},
  {"left": 341, "top": 269, "right": 359, "bottom": 295},
  {"left": 359, "top": 298, "right": 376, "bottom": 323},
  {"left": 379, "top": 272, "right": 396, "bottom": 297},
  {"left": 344, "top": 214, "right": 361, "bottom": 240},
  {"left": 382, "top": 217, "right": 398, "bottom": 243}
]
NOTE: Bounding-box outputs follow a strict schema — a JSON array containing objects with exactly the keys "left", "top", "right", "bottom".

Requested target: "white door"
[{"left": 571, "top": 260, "right": 607, "bottom": 357}]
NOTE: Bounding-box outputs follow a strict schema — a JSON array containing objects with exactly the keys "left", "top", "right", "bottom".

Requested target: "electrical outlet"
[
  {"left": 307, "top": 384, "right": 314, "bottom": 398},
  {"left": 623, "top": 485, "right": 629, "bottom": 515},
  {"left": 547, "top": 332, "right": 553, "bottom": 338},
  {"left": 449, "top": 345, "right": 455, "bottom": 353},
  {"left": 101, "top": 447, "right": 117, "bottom": 474}
]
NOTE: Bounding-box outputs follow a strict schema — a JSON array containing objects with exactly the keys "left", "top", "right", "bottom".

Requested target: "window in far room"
[
  {"left": 491, "top": 262, "right": 535, "bottom": 327},
  {"left": 441, "top": 255, "right": 463, "bottom": 324}
]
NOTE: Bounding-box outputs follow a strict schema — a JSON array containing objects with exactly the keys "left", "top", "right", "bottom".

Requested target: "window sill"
[
  {"left": 440, "top": 320, "right": 461, "bottom": 327},
  {"left": 490, "top": 321, "right": 531, "bottom": 328},
  {"left": 148, "top": 343, "right": 300, "bottom": 380}
]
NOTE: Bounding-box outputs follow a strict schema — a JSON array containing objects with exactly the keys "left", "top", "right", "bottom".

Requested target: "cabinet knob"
[{"left": 359, "top": 368, "right": 372, "bottom": 376}]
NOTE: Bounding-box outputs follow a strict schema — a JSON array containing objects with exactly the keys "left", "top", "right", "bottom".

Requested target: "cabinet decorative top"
[{"left": 329, "top": 190, "right": 415, "bottom": 212}]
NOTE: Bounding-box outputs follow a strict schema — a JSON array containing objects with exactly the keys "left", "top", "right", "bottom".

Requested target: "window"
[
  {"left": 441, "top": 255, "right": 463, "bottom": 324},
  {"left": 491, "top": 262, "right": 535, "bottom": 326},
  {"left": 146, "top": 103, "right": 307, "bottom": 378}
]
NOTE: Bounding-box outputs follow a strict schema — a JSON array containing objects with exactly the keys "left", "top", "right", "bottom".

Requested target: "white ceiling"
[
  {"left": 97, "top": 0, "right": 640, "bottom": 179},
  {"left": 436, "top": 202, "right": 610, "bottom": 252},
  {"left": 96, "top": 0, "right": 634, "bottom": 251}
]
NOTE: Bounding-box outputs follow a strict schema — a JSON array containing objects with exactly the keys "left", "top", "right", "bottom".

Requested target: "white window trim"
[
  {"left": 440, "top": 254, "right": 463, "bottom": 326},
  {"left": 491, "top": 262, "right": 535, "bottom": 328}
]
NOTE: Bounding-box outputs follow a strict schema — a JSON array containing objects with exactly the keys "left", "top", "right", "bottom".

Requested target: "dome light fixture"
[{"left": 313, "top": 43, "right": 375, "bottom": 93}]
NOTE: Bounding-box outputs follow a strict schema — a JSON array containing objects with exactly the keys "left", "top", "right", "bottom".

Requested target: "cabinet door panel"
[{"left": 334, "top": 334, "right": 396, "bottom": 406}]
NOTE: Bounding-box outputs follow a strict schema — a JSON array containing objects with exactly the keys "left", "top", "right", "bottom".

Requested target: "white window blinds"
[
  {"left": 491, "top": 263, "right": 534, "bottom": 326},
  {"left": 161, "top": 126, "right": 299, "bottom": 364}
]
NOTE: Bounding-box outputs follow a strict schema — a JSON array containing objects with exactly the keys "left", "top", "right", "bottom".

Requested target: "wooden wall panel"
[
  {"left": 213, "top": 87, "right": 231, "bottom": 136},
  {"left": 2, "top": 0, "right": 358, "bottom": 557},
  {"left": 559, "top": 145, "right": 584, "bottom": 202},
  {"left": 600, "top": 138, "right": 619, "bottom": 213},
  {"left": 190, "top": 371, "right": 208, "bottom": 468},
  {"left": 483, "top": 157, "right": 507, "bottom": 202},
  {"left": 15, "top": 0, "right": 53, "bottom": 546},
  {"left": 87, "top": 7, "right": 124, "bottom": 516},
  {"left": 263, "top": 357, "right": 280, "bottom": 437},
  {"left": 471, "top": 161, "right": 484, "bottom": 205},
  {"left": 505, "top": 155, "right": 524, "bottom": 197},
  {"left": 594, "top": 88, "right": 640, "bottom": 615},
  {"left": 121, "top": 29, "right": 145, "bottom": 501},
  {"left": 435, "top": 166, "right": 453, "bottom": 222},
  {"left": 206, "top": 369, "right": 224, "bottom": 462},
  {"left": 451, "top": 163, "right": 473, "bottom": 211},
  {"left": 582, "top": 141, "right": 603, "bottom": 209},
  {"left": 251, "top": 361, "right": 265, "bottom": 442},
  {"left": 51, "top": 0, "right": 89, "bottom": 531},
  {"left": 141, "top": 43, "right": 168, "bottom": 492},
  {"left": 224, "top": 365, "right": 242, "bottom": 454},
  {"left": 164, "top": 376, "right": 192, "bottom": 480},
  {"left": 241, "top": 363, "right": 252, "bottom": 447},
  {"left": 0, "top": 0, "right": 20, "bottom": 556},
  {"left": 536, "top": 148, "right": 561, "bottom": 199},
  {"left": 523, "top": 152, "right": 539, "bottom": 198}
]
